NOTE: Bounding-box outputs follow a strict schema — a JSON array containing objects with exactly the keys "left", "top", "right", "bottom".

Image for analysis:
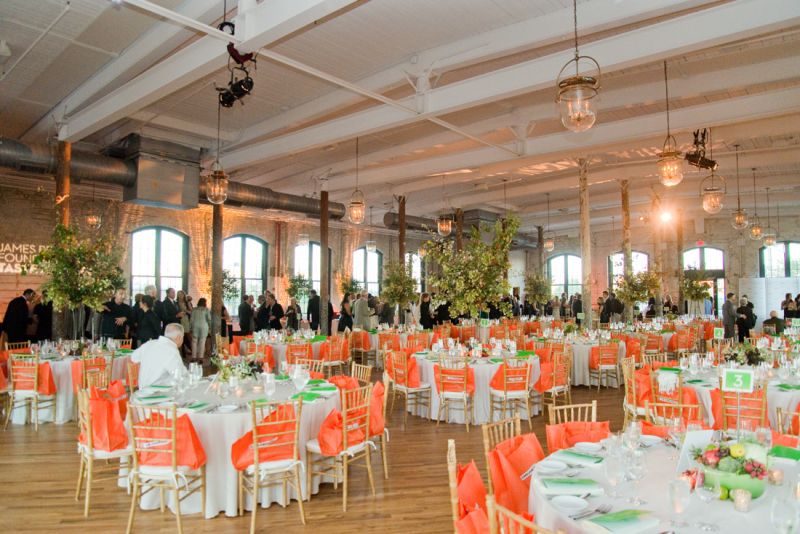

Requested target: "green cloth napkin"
[
  {"left": 149, "top": 384, "right": 172, "bottom": 389},
  {"left": 554, "top": 449, "right": 604, "bottom": 464},
  {"left": 137, "top": 394, "right": 170, "bottom": 403},
  {"left": 659, "top": 367, "right": 681, "bottom": 373},
  {"left": 308, "top": 379, "right": 327, "bottom": 385},
  {"left": 291, "top": 392, "right": 321, "bottom": 402},
  {"left": 309, "top": 386, "right": 337, "bottom": 392},
  {"left": 541, "top": 478, "right": 598, "bottom": 488},
  {"left": 587, "top": 509, "right": 658, "bottom": 532},
  {"left": 539, "top": 478, "right": 602, "bottom": 496},
  {"left": 310, "top": 335, "right": 328, "bottom": 343},
  {"left": 516, "top": 350, "right": 536, "bottom": 358},
  {"left": 275, "top": 374, "right": 290, "bottom": 381},
  {"left": 685, "top": 379, "right": 706, "bottom": 384},
  {"left": 770, "top": 446, "right": 800, "bottom": 461},
  {"left": 488, "top": 358, "right": 504, "bottom": 364},
  {"left": 777, "top": 384, "right": 800, "bottom": 391},
  {"left": 367, "top": 329, "right": 378, "bottom": 334},
  {"left": 116, "top": 349, "right": 133, "bottom": 354},
  {"left": 186, "top": 401, "right": 209, "bottom": 411}
]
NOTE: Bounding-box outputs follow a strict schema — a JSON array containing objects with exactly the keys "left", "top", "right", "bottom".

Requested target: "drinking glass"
[
  {"left": 604, "top": 454, "right": 624, "bottom": 498},
  {"left": 626, "top": 450, "right": 648, "bottom": 506},
  {"left": 263, "top": 373, "right": 276, "bottom": 399},
  {"left": 293, "top": 367, "right": 310, "bottom": 392},
  {"left": 755, "top": 427, "right": 772, "bottom": 449},
  {"left": 771, "top": 497, "right": 799, "bottom": 534},
  {"left": 668, "top": 479, "right": 691, "bottom": 528},
  {"left": 694, "top": 471, "right": 721, "bottom": 531}
]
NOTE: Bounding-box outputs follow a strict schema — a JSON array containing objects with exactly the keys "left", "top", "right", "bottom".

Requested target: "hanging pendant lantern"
[
  {"left": 437, "top": 214, "right": 452, "bottom": 237},
  {"left": 748, "top": 169, "right": 762, "bottom": 240},
  {"left": 85, "top": 182, "right": 102, "bottom": 230},
  {"left": 701, "top": 180, "right": 725, "bottom": 214},
  {"left": 762, "top": 187, "right": 777, "bottom": 246},
  {"left": 556, "top": 0, "right": 600, "bottom": 133},
  {"left": 365, "top": 239, "right": 377, "bottom": 253},
  {"left": 730, "top": 146, "right": 748, "bottom": 229},
  {"left": 657, "top": 62, "right": 683, "bottom": 187},
  {"left": 349, "top": 137, "right": 366, "bottom": 224},
  {"left": 206, "top": 161, "right": 229, "bottom": 205},
  {"left": 543, "top": 236, "right": 555, "bottom": 252}
]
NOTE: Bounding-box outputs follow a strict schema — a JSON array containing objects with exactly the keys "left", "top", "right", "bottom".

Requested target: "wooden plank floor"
[{"left": 0, "top": 385, "right": 625, "bottom": 533}]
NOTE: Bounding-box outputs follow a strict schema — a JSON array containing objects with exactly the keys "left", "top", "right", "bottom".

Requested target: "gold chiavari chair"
[
  {"left": 540, "top": 351, "right": 572, "bottom": 414},
  {"left": 320, "top": 335, "right": 347, "bottom": 377},
  {"left": 126, "top": 360, "right": 140, "bottom": 394},
  {"left": 489, "top": 358, "right": 533, "bottom": 430},
  {"left": 376, "top": 332, "right": 400, "bottom": 373},
  {"left": 459, "top": 325, "right": 477, "bottom": 344},
  {"left": 588, "top": 344, "right": 620, "bottom": 390},
  {"left": 718, "top": 379, "right": 768, "bottom": 430},
  {"left": 649, "top": 368, "right": 684, "bottom": 405},
  {"left": 286, "top": 343, "right": 313, "bottom": 364},
  {"left": 435, "top": 355, "right": 474, "bottom": 432},
  {"left": 126, "top": 403, "right": 206, "bottom": 534},
  {"left": 75, "top": 389, "right": 133, "bottom": 517},
  {"left": 777, "top": 407, "right": 800, "bottom": 436},
  {"left": 238, "top": 399, "right": 305, "bottom": 532},
  {"left": 306, "top": 384, "right": 375, "bottom": 511},
  {"left": 621, "top": 357, "right": 645, "bottom": 428},
  {"left": 389, "top": 350, "right": 431, "bottom": 426},
  {"left": 404, "top": 332, "right": 430, "bottom": 353},
  {"left": 486, "top": 495, "right": 561, "bottom": 534},
  {"left": 350, "top": 362, "right": 373, "bottom": 384},
  {"left": 5, "top": 353, "right": 56, "bottom": 431},
  {"left": 6, "top": 340, "right": 31, "bottom": 352},
  {"left": 548, "top": 400, "right": 597, "bottom": 425},
  {"left": 215, "top": 334, "right": 229, "bottom": 358},
  {"left": 644, "top": 401, "right": 701, "bottom": 426},
  {"left": 481, "top": 416, "right": 522, "bottom": 495},
  {"left": 643, "top": 333, "right": 663, "bottom": 355},
  {"left": 294, "top": 358, "right": 324, "bottom": 376},
  {"left": 117, "top": 339, "right": 133, "bottom": 350},
  {"left": 446, "top": 439, "right": 462, "bottom": 530},
  {"left": 348, "top": 331, "right": 371, "bottom": 366},
  {"left": 370, "top": 374, "right": 390, "bottom": 480},
  {"left": 641, "top": 352, "right": 669, "bottom": 368},
  {"left": 79, "top": 355, "right": 112, "bottom": 390}
]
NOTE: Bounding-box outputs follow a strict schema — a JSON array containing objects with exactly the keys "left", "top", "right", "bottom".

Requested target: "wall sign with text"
[{"left": 0, "top": 242, "right": 46, "bottom": 273}]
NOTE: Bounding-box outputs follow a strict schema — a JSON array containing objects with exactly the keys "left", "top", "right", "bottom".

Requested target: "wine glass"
[
  {"left": 668, "top": 479, "right": 691, "bottom": 528},
  {"left": 262, "top": 373, "right": 276, "bottom": 400},
  {"left": 755, "top": 426, "right": 772, "bottom": 449},
  {"left": 604, "top": 454, "right": 624, "bottom": 498},
  {"left": 694, "top": 471, "right": 721, "bottom": 531},
  {"left": 626, "top": 450, "right": 648, "bottom": 506},
  {"left": 771, "top": 497, "right": 799, "bottom": 534},
  {"left": 292, "top": 367, "right": 310, "bottom": 392}
]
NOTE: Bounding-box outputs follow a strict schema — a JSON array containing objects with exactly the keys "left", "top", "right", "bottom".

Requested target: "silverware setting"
[{"left": 570, "top": 503, "right": 612, "bottom": 520}]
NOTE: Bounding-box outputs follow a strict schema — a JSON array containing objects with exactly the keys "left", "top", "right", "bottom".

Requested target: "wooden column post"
[
  {"left": 652, "top": 195, "right": 664, "bottom": 318},
  {"left": 455, "top": 208, "right": 464, "bottom": 252},
  {"left": 675, "top": 208, "right": 684, "bottom": 313},
  {"left": 53, "top": 141, "right": 72, "bottom": 339},
  {"left": 536, "top": 225, "right": 544, "bottom": 274},
  {"left": 578, "top": 158, "right": 592, "bottom": 326},
  {"left": 621, "top": 179, "right": 633, "bottom": 322},
  {"left": 320, "top": 190, "right": 330, "bottom": 335},
  {"left": 211, "top": 203, "right": 224, "bottom": 345},
  {"left": 398, "top": 196, "right": 406, "bottom": 264}
]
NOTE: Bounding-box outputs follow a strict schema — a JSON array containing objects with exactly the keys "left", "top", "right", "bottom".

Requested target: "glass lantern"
[
  {"left": 762, "top": 230, "right": 777, "bottom": 247},
  {"left": 657, "top": 135, "right": 683, "bottom": 187},
  {"left": 85, "top": 210, "right": 102, "bottom": 230},
  {"left": 365, "top": 240, "right": 377, "bottom": 253},
  {"left": 556, "top": 55, "right": 600, "bottom": 133},
  {"left": 298, "top": 233, "right": 309, "bottom": 247},
  {"left": 437, "top": 215, "right": 452, "bottom": 237},
  {"left": 700, "top": 173, "right": 725, "bottom": 215},
  {"left": 348, "top": 189, "right": 365, "bottom": 224},
  {"left": 206, "top": 161, "right": 228, "bottom": 205},
  {"left": 731, "top": 209, "right": 749, "bottom": 230},
  {"left": 543, "top": 237, "right": 555, "bottom": 252},
  {"left": 749, "top": 216, "right": 763, "bottom": 241}
]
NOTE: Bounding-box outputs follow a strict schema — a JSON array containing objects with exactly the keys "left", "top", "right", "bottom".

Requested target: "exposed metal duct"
[
  {"left": 383, "top": 210, "right": 538, "bottom": 248},
  {"left": 0, "top": 136, "right": 344, "bottom": 218}
]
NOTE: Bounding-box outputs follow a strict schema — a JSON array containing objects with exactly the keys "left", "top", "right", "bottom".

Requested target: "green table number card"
[
  {"left": 792, "top": 318, "right": 800, "bottom": 327},
  {"left": 577, "top": 312, "right": 585, "bottom": 320},
  {"left": 722, "top": 368, "right": 755, "bottom": 394},
  {"left": 480, "top": 318, "right": 490, "bottom": 328},
  {"left": 713, "top": 327, "right": 724, "bottom": 340}
]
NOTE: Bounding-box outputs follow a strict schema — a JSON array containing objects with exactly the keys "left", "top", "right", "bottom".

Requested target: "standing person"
[
  {"left": 266, "top": 294, "right": 284, "bottom": 330},
  {"left": 130, "top": 293, "right": 144, "bottom": 341},
  {"left": 101, "top": 288, "right": 133, "bottom": 339},
  {"left": 161, "top": 288, "right": 180, "bottom": 331},
  {"left": 136, "top": 295, "right": 161, "bottom": 347},
  {"left": 379, "top": 298, "right": 396, "bottom": 325},
  {"left": 736, "top": 298, "right": 754, "bottom": 342},
  {"left": 286, "top": 297, "right": 301, "bottom": 331},
  {"left": 255, "top": 295, "right": 269, "bottom": 331},
  {"left": 418, "top": 293, "right": 435, "bottom": 330},
  {"left": 2, "top": 288, "right": 35, "bottom": 343},
  {"left": 190, "top": 298, "right": 211, "bottom": 364},
  {"left": 177, "top": 290, "right": 192, "bottom": 358},
  {"left": 781, "top": 293, "right": 796, "bottom": 320},
  {"left": 33, "top": 290, "right": 53, "bottom": 342},
  {"left": 144, "top": 285, "right": 164, "bottom": 331},
  {"left": 337, "top": 295, "right": 353, "bottom": 332},
  {"left": 353, "top": 289, "right": 372, "bottom": 330},
  {"left": 238, "top": 295, "right": 254, "bottom": 336},
  {"left": 572, "top": 293, "right": 583, "bottom": 326},
  {"left": 327, "top": 299, "right": 335, "bottom": 335},
  {"left": 306, "top": 289, "right": 321, "bottom": 331},
  {"left": 722, "top": 292, "right": 737, "bottom": 340},
  {"left": 741, "top": 295, "right": 756, "bottom": 329}
]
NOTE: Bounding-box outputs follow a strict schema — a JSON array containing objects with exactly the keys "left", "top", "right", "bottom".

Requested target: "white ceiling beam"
[
  {"left": 130, "top": 111, "right": 238, "bottom": 142},
  {"left": 22, "top": 0, "right": 224, "bottom": 142},
  {"left": 226, "top": 0, "right": 719, "bottom": 152},
  {"left": 59, "top": 0, "right": 360, "bottom": 142},
  {"left": 221, "top": 0, "right": 800, "bottom": 171}
]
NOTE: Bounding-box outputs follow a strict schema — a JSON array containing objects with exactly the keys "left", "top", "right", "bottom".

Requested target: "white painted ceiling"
[{"left": 1, "top": 0, "right": 799, "bottom": 238}]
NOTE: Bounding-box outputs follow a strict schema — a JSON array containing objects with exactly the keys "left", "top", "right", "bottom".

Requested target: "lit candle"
[
  {"left": 769, "top": 468, "right": 785, "bottom": 486},
  {"left": 731, "top": 489, "right": 751, "bottom": 512}
]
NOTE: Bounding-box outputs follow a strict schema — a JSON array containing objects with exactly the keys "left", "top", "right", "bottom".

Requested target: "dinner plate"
[
  {"left": 573, "top": 442, "right": 602, "bottom": 454},
  {"left": 535, "top": 459, "right": 567, "bottom": 475},
  {"left": 640, "top": 434, "right": 662, "bottom": 446},
  {"left": 216, "top": 404, "right": 240, "bottom": 413},
  {"left": 551, "top": 495, "right": 588, "bottom": 515}
]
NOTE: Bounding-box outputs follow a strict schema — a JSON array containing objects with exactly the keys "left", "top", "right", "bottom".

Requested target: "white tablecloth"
[
  {"left": 409, "top": 355, "right": 540, "bottom": 425},
  {"left": 570, "top": 342, "right": 625, "bottom": 387},
  {"left": 529, "top": 441, "right": 800, "bottom": 533},
  {"left": 238, "top": 340, "right": 324, "bottom": 371},
  {"left": 131, "top": 379, "right": 338, "bottom": 518},
  {"left": 11, "top": 354, "right": 130, "bottom": 425}
]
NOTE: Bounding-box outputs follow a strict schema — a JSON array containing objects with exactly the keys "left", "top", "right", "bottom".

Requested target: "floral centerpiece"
[
  {"left": 723, "top": 342, "right": 765, "bottom": 366},
  {"left": 381, "top": 260, "right": 417, "bottom": 316},
  {"left": 692, "top": 440, "right": 768, "bottom": 499},
  {"left": 212, "top": 355, "right": 259, "bottom": 383}
]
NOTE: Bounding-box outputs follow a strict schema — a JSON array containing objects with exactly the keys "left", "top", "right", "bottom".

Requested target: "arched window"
[
  {"left": 223, "top": 235, "right": 268, "bottom": 314},
  {"left": 130, "top": 227, "right": 188, "bottom": 298},
  {"left": 760, "top": 241, "right": 800, "bottom": 278},
  {"left": 683, "top": 246, "right": 724, "bottom": 271},
  {"left": 353, "top": 247, "right": 383, "bottom": 296},
  {"left": 294, "top": 241, "right": 331, "bottom": 303},
  {"left": 405, "top": 252, "right": 425, "bottom": 293},
  {"left": 547, "top": 254, "right": 582, "bottom": 297},
  {"left": 608, "top": 251, "right": 649, "bottom": 289}
]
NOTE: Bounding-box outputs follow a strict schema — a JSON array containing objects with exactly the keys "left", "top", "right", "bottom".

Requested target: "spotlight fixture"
[
  {"left": 657, "top": 61, "right": 683, "bottom": 187},
  {"left": 217, "top": 66, "right": 254, "bottom": 108},
  {"left": 348, "top": 138, "right": 365, "bottom": 224},
  {"left": 684, "top": 129, "right": 718, "bottom": 171},
  {"left": 748, "top": 168, "right": 763, "bottom": 241},
  {"left": 555, "top": 0, "right": 600, "bottom": 133},
  {"left": 730, "top": 145, "right": 749, "bottom": 230}
]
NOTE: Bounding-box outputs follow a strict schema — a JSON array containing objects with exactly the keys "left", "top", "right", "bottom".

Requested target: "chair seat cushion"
[
  {"left": 545, "top": 385, "right": 568, "bottom": 393},
  {"left": 306, "top": 438, "right": 367, "bottom": 457},
  {"left": 139, "top": 464, "right": 197, "bottom": 478},
  {"left": 599, "top": 364, "right": 618, "bottom": 370},
  {"left": 13, "top": 391, "right": 55, "bottom": 400},
  {"left": 489, "top": 388, "right": 529, "bottom": 399},
  {"left": 624, "top": 403, "right": 647, "bottom": 416},
  {"left": 78, "top": 442, "right": 133, "bottom": 460},
  {"left": 245, "top": 459, "right": 298, "bottom": 475},
  {"left": 441, "top": 390, "right": 470, "bottom": 400},
  {"left": 395, "top": 382, "right": 430, "bottom": 392}
]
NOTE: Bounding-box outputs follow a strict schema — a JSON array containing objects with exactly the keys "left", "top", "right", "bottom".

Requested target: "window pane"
[
  {"left": 549, "top": 256, "right": 565, "bottom": 285},
  {"left": 294, "top": 245, "right": 309, "bottom": 278},
  {"left": 704, "top": 248, "right": 724, "bottom": 270},
  {"left": 160, "top": 276, "right": 183, "bottom": 294},
  {"left": 131, "top": 229, "right": 156, "bottom": 276},
  {"left": 763, "top": 244, "right": 786, "bottom": 278},
  {"left": 353, "top": 248, "right": 365, "bottom": 285},
  {"left": 367, "top": 282, "right": 380, "bottom": 296},
  {"left": 311, "top": 244, "right": 321, "bottom": 284},
  {"left": 633, "top": 252, "right": 649, "bottom": 274},
  {"left": 244, "top": 279, "right": 262, "bottom": 298},
  {"left": 567, "top": 255, "right": 582, "bottom": 286},
  {"left": 683, "top": 248, "right": 700, "bottom": 270},
  {"left": 131, "top": 276, "right": 155, "bottom": 297},
  {"left": 223, "top": 236, "right": 241, "bottom": 274},
  {"left": 551, "top": 284, "right": 565, "bottom": 298},
  {"left": 160, "top": 230, "right": 184, "bottom": 277},
  {"left": 244, "top": 238, "right": 264, "bottom": 279},
  {"left": 789, "top": 243, "right": 800, "bottom": 277},
  {"left": 610, "top": 253, "right": 623, "bottom": 278},
  {"left": 407, "top": 253, "right": 422, "bottom": 293},
  {"left": 367, "top": 251, "right": 380, "bottom": 287}
]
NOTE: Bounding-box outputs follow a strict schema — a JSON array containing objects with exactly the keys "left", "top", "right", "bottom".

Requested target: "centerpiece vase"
[{"left": 701, "top": 467, "right": 766, "bottom": 498}]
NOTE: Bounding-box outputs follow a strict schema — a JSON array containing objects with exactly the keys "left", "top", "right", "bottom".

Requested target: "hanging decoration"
[
  {"left": 748, "top": 168, "right": 763, "bottom": 241},
  {"left": 762, "top": 187, "right": 777, "bottom": 247},
  {"left": 699, "top": 129, "right": 725, "bottom": 214},
  {"left": 730, "top": 145, "right": 749, "bottom": 230},
  {"left": 437, "top": 175, "right": 452, "bottom": 237},
  {"left": 85, "top": 182, "right": 102, "bottom": 230},
  {"left": 657, "top": 61, "right": 683, "bottom": 187},
  {"left": 543, "top": 192, "right": 555, "bottom": 252},
  {"left": 206, "top": 103, "right": 228, "bottom": 205},
  {"left": 348, "top": 137, "right": 365, "bottom": 224},
  {"left": 555, "top": 0, "right": 601, "bottom": 133}
]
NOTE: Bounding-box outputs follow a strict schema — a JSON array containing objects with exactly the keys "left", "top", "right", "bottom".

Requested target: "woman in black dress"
[
  {"left": 136, "top": 295, "right": 161, "bottom": 347},
  {"left": 337, "top": 295, "right": 353, "bottom": 332},
  {"left": 419, "top": 293, "right": 435, "bottom": 330},
  {"left": 736, "top": 298, "right": 755, "bottom": 342}
]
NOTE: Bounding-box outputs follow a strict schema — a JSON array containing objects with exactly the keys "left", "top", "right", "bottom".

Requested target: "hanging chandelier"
[
  {"left": 657, "top": 61, "right": 683, "bottom": 187},
  {"left": 365, "top": 206, "right": 377, "bottom": 252},
  {"left": 206, "top": 103, "right": 228, "bottom": 205},
  {"left": 555, "top": 0, "right": 600, "bottom": 133},
  {"left": 437, "top": 175, "right": 452, "bottom": 236},
  {"left": 348, "top": 137, "right": 365, "bottom": 224},
  {"left": 748, "top": 169, "right": 763, "bottom": 241},
  {"left": 543, "top": 193, "right": 555, "bottom": 252},
  {"left": 418, "top": 244, "right": 427, "bottom": 258},
  {"left": 762, "top": 187, "right": 777, "bottom": 246},
  {"left": 85, "top": 182, "right": 102, "bottom": 230},
  {"left": 699, "top": 129, "right": 724, "bottom": 214},
  {"left": 730, "top": 145, "right": 748, "bottom": 230}
]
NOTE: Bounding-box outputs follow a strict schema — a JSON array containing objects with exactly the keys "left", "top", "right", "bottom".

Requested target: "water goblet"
[
  {"left": 668, "top": 478, "right": 691, "bottom": 528},
  {"left": 263, "top": 373, "right": 276, "bottom": 399},
  {"left": 292, "top": 367, "right": 310, "bottom": 392},
  {"left": 626, "top": 449, "right": 648, "bottom": 506},
  {"left": 694, "top": 470, "right": 721, "bottom": 531},
  {"left": 604, "top": 454, "right": 624, "bottom": 498}
]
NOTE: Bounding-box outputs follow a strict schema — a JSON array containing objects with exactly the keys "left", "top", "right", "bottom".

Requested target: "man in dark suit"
[
  {"left": 161, "top": 288, "right": 179, "bottom": 331},
  {"left": 101, "top": 288, "right": 133, "bottom": 339},
  {"left": 238, "top": 295, "right": 254, "bottom": 335},
  {"left": 571, "top": 293, "right": 583, "bottom": 325},
  {"left": 33, "top": 290, "right": 53, "bottom": 342},
  {"left": 3, "top": 288, "right": 35, "bottom": 343},
  {"left": 306, "top": 289, "right": 321, "bottom": 331},
  {"left": 266, "top": 294, "right": 284, "bottom": 330}
]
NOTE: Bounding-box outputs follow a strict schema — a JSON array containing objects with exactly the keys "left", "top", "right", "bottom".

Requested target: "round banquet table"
[
  {"left": 130, "top": 378, "right": 338, "bottom": 519},
  {"left": 529, "top": 440, "right": 800, "bottom": 533},
  {"left": 11, "top": 353, "right": 130, "bottom": 425},
  {"left": 409, "top": 353, "right": 540, "bottom": 425},
  {"left": 238, "top": 340, "right": 324, "bottom": 369},
  {"left": 569, "top": 341, "right": 625, "bottom": 387}
]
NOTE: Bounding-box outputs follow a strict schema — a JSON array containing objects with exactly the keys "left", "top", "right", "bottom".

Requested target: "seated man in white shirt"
[{"left": 132, "top": 322, "right": 186, "bottom": 388}]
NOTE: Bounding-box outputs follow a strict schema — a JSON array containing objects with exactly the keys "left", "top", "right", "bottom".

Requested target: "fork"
[{"left": 570, "top": 504, "right": 612, "bottom": 520}]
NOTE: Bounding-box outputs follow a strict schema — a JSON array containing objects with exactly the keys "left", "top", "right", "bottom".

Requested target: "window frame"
[
  {"left": 352, "top": 246, "right": 384, "bottom": 296},
  {"left": 682, "top": 246, "right": 725, "bottom": 271},
  {"left": 405, "top": 252, "right": 426, "bottom": 293},
  {"left": 223, "top": 234, "right": 269, "bottom": 314},
  {"left": 759, "top": 241, "right": 800, "bottom": 278},
  {"left": 547, "top": 253, "right": 582, "bottom": 297},
  {"left": 607, "top": 250, "right": 649, "bottom": 289},
  {"left": 130, "top": 226, "right": 189, "bottom": 298},
  {"left": 293, "top": 240, "right": 332, "bottom": 302}
]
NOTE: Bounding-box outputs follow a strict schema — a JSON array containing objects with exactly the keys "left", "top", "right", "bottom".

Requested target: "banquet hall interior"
[{"left": 2, "top": 0, "right": 800, "bottom": 532}]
